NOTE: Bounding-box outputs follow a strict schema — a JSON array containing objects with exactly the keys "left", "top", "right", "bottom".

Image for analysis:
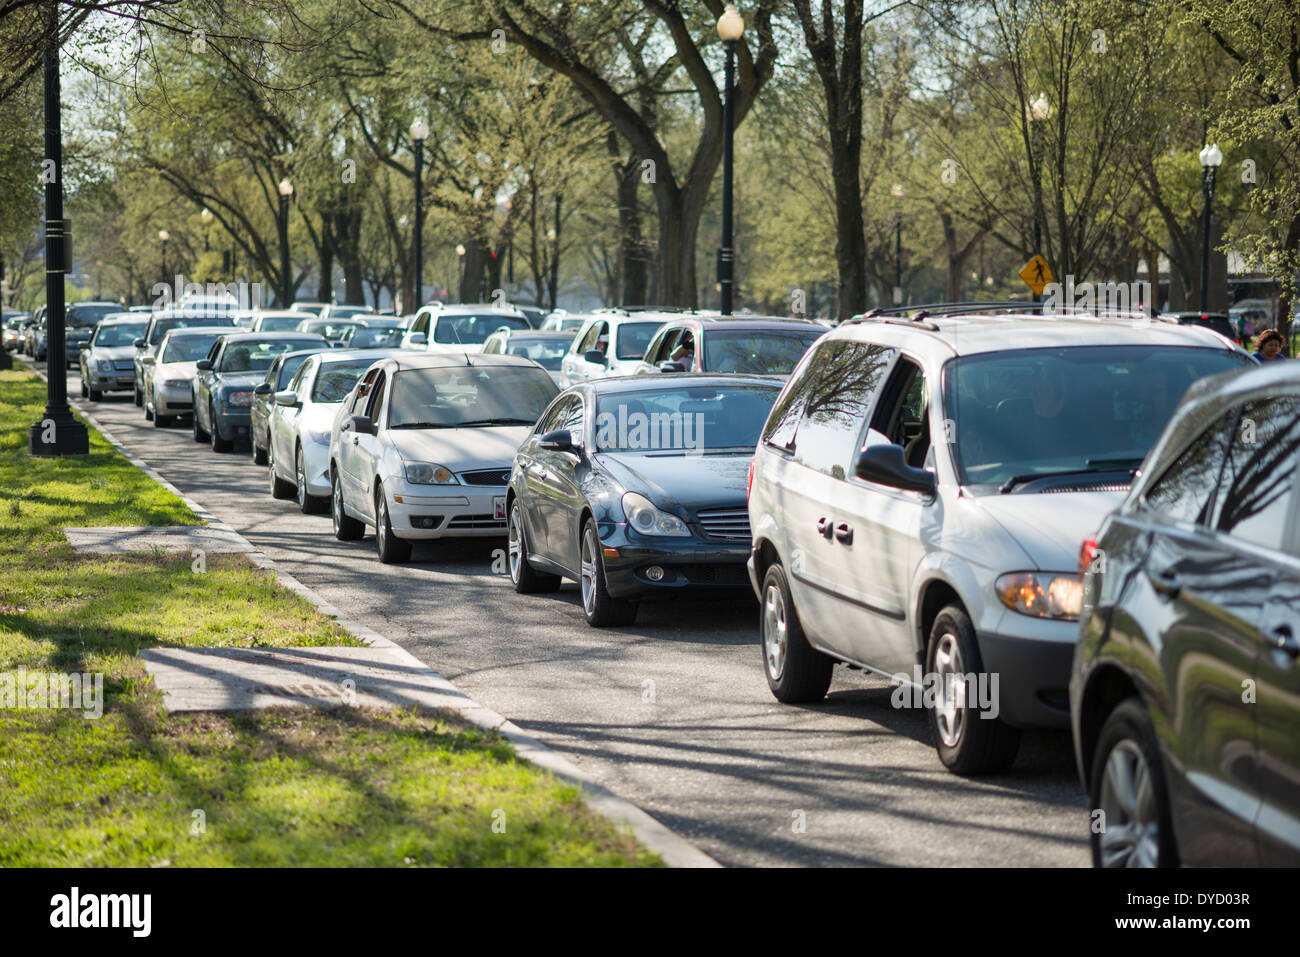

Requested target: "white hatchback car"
[
  {"left": 400, "top": 303, "right": 533, "bottom": 353},
  {"left": 558, "top": 310, "right": 673, "bottom": 387},
  {"left": 747, "top": 308, "right": 1252, "bottom": 774},
  {"left": 265, "top": 349, "right": 403, "bottom": 512},
  {"left": 328, "top": 353, "right": 559, "bottom": 562}
]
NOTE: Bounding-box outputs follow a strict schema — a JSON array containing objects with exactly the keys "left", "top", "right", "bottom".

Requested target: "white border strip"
[{"left": 22, "top": 357, "right": 718, "bottom": 868}]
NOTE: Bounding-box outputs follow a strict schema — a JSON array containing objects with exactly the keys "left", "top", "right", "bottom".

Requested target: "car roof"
[
  {"left": 492, "top": 329, "right": 574, "bottom": 339},
  {"left": 427, "top": 304, "right": 527, "bottom": 317},
  {"left": 832, "top": 313, "right": 1240, "bottom": 359},
  {"left": 313, "top": 348, "right": 405, "bottom": 364},
  {"left": 379, "top": 352, "right": 543, "bottom": 372},
  {"left": 96, "top": 314, "right": 149, "bottom": 325},
  {"left": 160, "top": 325, "right": 242, "bottom": 338},
  {"left": 216, "top": 331, "right": 328, "bottom": 343},
  {"left": 573, "top": 372, "right": 783, "bottom": 396}
]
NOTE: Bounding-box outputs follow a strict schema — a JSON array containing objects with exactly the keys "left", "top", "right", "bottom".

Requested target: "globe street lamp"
[
  {"left": 158, "top": 229, "right": 170, "bottom": 288},
  {"left": 200, "top": 207, "right": 213, "bottom": 252},
  {"left": 1027, "top": 93, "right": 1051, "bottom": 303},
  {"left": 891, "top": 183, "right": 904, "bottom": 305},
  {"left": 716, "top": 3, "right": 744, "bottom": 315},
  {"left": 456, "top": 243, "right": 467, "bottom": 302},
  {"left": 29, "top": 3, "right": 88, "bottom": 455},
  {"left": 410, "top": 117, "right": 429, "bottom": 311},
  {"left": 278, "top": 177, "right": 293, "bottom": 307},
  {"left": 1199, "top": 143, "right": 1223, "bottom": 312}
]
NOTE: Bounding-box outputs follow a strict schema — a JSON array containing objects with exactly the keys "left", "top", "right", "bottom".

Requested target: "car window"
[
  {"left": 535, "top": 396, "right": 572, "bottom": 436},
  {"left": 388, "top": 366, "right": 557, "bottom": 428},
  {"left": 433, "top": 314, "right": 529, "bottom": 345},
  {"left": 559, "top": 395, "right": 585, "bottom": 441},
  {"left": 595, "top": 385, "right": 779, "bottom": 452},
  {"left": 92, "top": 323, "right": 148, "bottom": 347},
  {"left": 312, "top": 359, "right": 377, "bottom": 403},
  {"left": 277, "top": 354, "right": 310, "bottom": 389},
  {"left": 789, "top": 341, "right": 895, "bottom": 478},
  {"left": 703, "top": 330, "right": 824, "bottom": 375},
  {"left": 612, "top": 321, "right": 662, "bottom": 360},
  {"left": 160, "top": 334, "right": 222, "bottom": 363},
  {"left": 649, "top": 329, "right": 678, "bottom": 364},
  {"left": 366, "top": 371, "right": 388, "bottom": 421},
  {"left": 762, "top": 340, "right": 837, "bottom": 450},
  {"left": 577, "top": 321, "right": 605, "bottom": 355},
  {"left": 287, "top": 359, "right": 313, "bottom": 394},
  {"left": 508, "top": 338, "right": 569, "bottom": 371},
  {"left": 350, "top": 369, "right": 379, "bottom": 414},
  {"left": 1144, "top": 409, "right": 1238, "bottom": 526},
  {"left": 1208, "top": 397, "right": 1300, "bottom": 551},
  {"left": 869, "top": 357, "right": 931, "bottom": 469}
]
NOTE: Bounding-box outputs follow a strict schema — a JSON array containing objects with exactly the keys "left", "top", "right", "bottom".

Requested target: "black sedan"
[
  {"left": 506, "top": 374, "right": 781, "bottom": 626},
  {"left": 1072, "top": 359, "right": 1300, "bottom": 867}
]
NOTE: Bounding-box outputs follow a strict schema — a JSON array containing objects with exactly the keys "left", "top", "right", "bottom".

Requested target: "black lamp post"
[
  {"left": 158, "top": 229, "right": 169, "bottom": 286},
  {"left": 1199, "top": 142, "right": 1223, "bottom": 313},
  {"left": 1028, "top": 93, "right": 1051, "bottom": 304},
  {"left": 29, "top": 9, "right": 87, "bottom": 456},
  {"left": 278, "top": 177, "right": 293, "bottom": 307},
  {"left": 410, "top": 118, "right": 428, "bottom": 311},
  {"left": 891, "top": 183, "right": 904, "bottom": 305},
  {"left": 201, "top": 207, "right": 213, "bottom": 252},
  {"left": 716, "top": 3, "right": 743, "bottom": 315}
]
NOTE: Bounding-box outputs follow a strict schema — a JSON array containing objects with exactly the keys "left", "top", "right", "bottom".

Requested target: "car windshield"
[
  {"left": 506, "top": 338, "right": 570, "bottom": 370},
  {"left": 255, "top": 315, "right": 303, "bottom": 332},
  {"left": 432, "top": 314, "right": 531, "bottom": 345},
  {"left": 311, "top": 358, "right": 377, "bottom": 403},
  {"left": 614, "top": 322, "right": 663, "bottom": 360},
  {"left": 388, "top": 365, "right": 557, "bottom": 428},
  {"left": 595, "top": 384, "right": 780, "bottom": 453},
  {"left": 349, "top": 327, "right": 402, "bottom": 347},
  {"left": 149, "top": 315, "right": 237, "bottom": 345},
  {"left": 94, "top": 323, "right": 148, "bottom": 347},
  {"left": 945, "top": 345, "right": 1253, "bottom": 488},
  {"left": 327, "top": 306, "right": 372, "bottom": 319},
  {"left": 219, "top": 339, "right": 315, "bottom": 373},
  {"left": 67, "top": 304, "right": 122, "bottom": 327},
  {"left": 161, "top": 334, "right": 223, "bottom": 362},
  {"left": 703, "top": 329, "right": 823, "bottom": 374}
]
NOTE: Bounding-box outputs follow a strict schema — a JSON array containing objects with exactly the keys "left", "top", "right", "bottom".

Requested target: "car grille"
[
  {"left": 695, "top": 506, "right": 751, "bottom": 541},
  {"left": 447, "top": 514, "right": 506, "bottom": 530},
  {"left": 113, "top": 359, "right": 135, "bottom": 371},
  {"left": 1042, "top": 482, "right": 1131, "bottom": 493},
  {"left": 459, "top": 468, "right": 512, "bottom": 486}
]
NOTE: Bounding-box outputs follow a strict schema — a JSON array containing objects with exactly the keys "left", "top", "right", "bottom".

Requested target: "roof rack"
[{"left": 851, "top": 301, "right": 1156, "bottom": 323}]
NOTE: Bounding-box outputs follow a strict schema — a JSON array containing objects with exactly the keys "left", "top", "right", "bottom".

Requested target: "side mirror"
[
  {"left": 134, "top": 338, "right": 146, "bottom": 349},
  {"left": 78, "top": 341, "right": 91, "bottom": 350},
  {"left": 195, "top": 359, "right": 213, "bottom": 371},
  {"left": 253, "top": 383, "right": 272, "bottom": 395},
  {"left": 657, "top": 360, "right": 685, "bottom": 373},
  {"left": 407, "top": 332, "right": 427, "bottom": 346},
  {"left": 538, "top": 428, "right": 578, "bottom": 453},
  {"left": 347, "top": 414, "right": 377, "bottom": 435},
  {"left": 274, "top": 390, "right": 299, "bottom": 407},
  {"left": 140, "top": 356, "right": 155, "bottom": 365},
  {"left": 583, "top": 349, "right": 607, "bottom": 365},
  {"left": 854, "top": 444, "right": 936, "bottom": 495}
]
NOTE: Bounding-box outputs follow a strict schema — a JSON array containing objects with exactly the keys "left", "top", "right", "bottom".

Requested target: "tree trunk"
[
  {"left": 460, "top": 238, "right": 488, "bottom": 302},
  {"left": 317, "top": 222, "right": 334, "bottom": 303},
  {"left": 610, "top": 135, "right": 649, "bottom": 306}
]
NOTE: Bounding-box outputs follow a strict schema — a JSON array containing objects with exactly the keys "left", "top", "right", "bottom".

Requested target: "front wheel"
[
  {"left": 375, "top": 484, "right": 412, "bottom": 564},
  {"left": 508, "top": 499, "right": 561, "bottom": 593},
  {"left": 761, "top": 561, "right": 833, "bottom": 703},
  {"left": 1090, "top": 699, "right": 1178, "bottom": 868},
  {"left": 925, "top": 605, "right": 1020, "bottom": 775},
  {"left": 578, "top": 519, "right": 635, "bottom": 627},
  {"left": 331, "top": 469, "right": 364, "bottom": 541},
  {"left": 153, "top": 412, "right": 172, "bottom": 428},
  {"left": 209, "top": 404, "right": 233, "bottom": 452}
]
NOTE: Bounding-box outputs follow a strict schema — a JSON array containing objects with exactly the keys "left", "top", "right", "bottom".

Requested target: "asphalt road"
[{"left": 43, "top": 357, "right": 1089, "bottom": 867}]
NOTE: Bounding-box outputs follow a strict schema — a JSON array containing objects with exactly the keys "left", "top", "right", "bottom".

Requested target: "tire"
[
  {"left": 578, "top": 518, "right": 636, "bottom": 627},
  {"left": 143, "top": 399, "right": 153, "bottom": 420},
  {"left": 134, "top": 382, "right": 143, "bottom": 407},
  {"left": 153, "top": 412, "right": 172, "bottom": 428},
  {"left": 266, "top": 442, "right": 295, "bottom": 499},
  {"left": 192, "top": 401, "right": 210, "bottom": 442},
  {"left": 761, "top": 561, "right": 834, "bottom": 703},
  {"left": 1089, "top": 698, "right": 1178, "bottom": 868},
  {"left": 295, "top": 446, "right": 327, "bottom": 513},
  {"left": 925, "top": 604, "right": 1021, "bottom": 775},
  {"left": 374, "top": 484, "right": 411, "bottom": 564},
  {"left": 251, "top": 429, "right": 268, "bottom": 465},
  {"left": 508, "top": 498, "right": 561, "bottom": 593},
  {"left": 80, "top": 380, "right": 88, "bottom": 398},
  {"left": 210, "top": 404, "right": 233, "bottom": 452},
  {"left": 331, "top": 468, "right": 364, "bottom": 541}
]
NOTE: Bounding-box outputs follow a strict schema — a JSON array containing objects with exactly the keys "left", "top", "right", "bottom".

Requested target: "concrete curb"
[{"left": 21, "top": 357, "right": 718, "bottom": 868}]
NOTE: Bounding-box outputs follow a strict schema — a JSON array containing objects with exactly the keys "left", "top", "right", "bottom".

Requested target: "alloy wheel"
[
  {"left": 507, "top": 506, "right": 525, "bottom": 583},
  {"left": 932, "top": 631, "right": 967, "bottom": 749},
  {"left": 762, "top": 582, "right": 788, "bottom": 681},
  {"left": 579, "top": 526, "right": 598, "bottom": 615},
  {"left": 1098, "top": 739, "right": 1160, "bottom": 867}
]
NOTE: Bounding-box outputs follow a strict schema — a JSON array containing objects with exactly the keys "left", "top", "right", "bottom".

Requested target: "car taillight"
[
  {"left": 1078, "top": 537, "right": 1099, "bottom": 579},
  {"left": 746, "top": 456, "right": 756, "bottom": 500}
]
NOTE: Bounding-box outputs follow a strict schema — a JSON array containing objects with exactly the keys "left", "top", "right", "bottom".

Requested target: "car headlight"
[
  {"left": 225, "top": 391, "right": 254, "bottom": 407},
  {"left": 404, "top": 462, "right": 457, "bottom": 485},
  {"left": 164, "top": 379, "right": 189, "bottom": 388},
  {"left": 305, "top": 428, "right": 331, "bottom": 446},
  {"left": 95, "top": 359, "right": 114, "bottom": 374},
  {"left": 995, "top": 572, "right": 1082, "bottom": 620},
  {"left": 621, "top": 491, "right": 690, "bottom": 537}
]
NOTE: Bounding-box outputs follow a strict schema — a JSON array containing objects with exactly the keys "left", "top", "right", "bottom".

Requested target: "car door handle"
[
  {"left": 816, "top": 516, "right": 833, "bottom": 539},
  {"left": 1273, "top": 625, "right": 1300, "bottom": 659},
  {"left": 834, "top": 522, "right": 853, "bottom": 545},
  {"left": 1147, "top": 567, "right": 1180, "bottom": 599},
  {"left": 350, "top": 435, "right": 358, "bottom": 445}
]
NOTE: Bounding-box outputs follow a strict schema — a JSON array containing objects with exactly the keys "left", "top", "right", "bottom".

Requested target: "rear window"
[
  {"left": 613, "top": 322, "right": 664, "bottom": 360},
  {"left": 219, "top": 339, "right": 319, "bottom": 373},
  {"left": 149, "top": 315, "right": 237, "bottom": 345},
  {"left": 67, "top": 304, "right": 122, "bottom": 327},
  {"left": 703, "top": 329, "right": 824, "bottom": 375},
  {"left": 432, "top": 314, "right": 531, "bottom": 345}
]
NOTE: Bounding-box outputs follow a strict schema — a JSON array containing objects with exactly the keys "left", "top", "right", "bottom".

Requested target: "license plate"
[{"left": 493, "top": 495, "right": 506, "bottom": 519}]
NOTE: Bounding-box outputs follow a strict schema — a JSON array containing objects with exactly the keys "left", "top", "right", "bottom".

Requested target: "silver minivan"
[{"left": 747, "top": 309, "right": 1251, "bottom": 774}]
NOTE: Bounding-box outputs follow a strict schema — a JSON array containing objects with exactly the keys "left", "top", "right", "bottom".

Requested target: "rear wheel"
[
  {"left": 251, "top": 429, "right": 268, "bottom": 465},
  {"left": 578, "top": 519, "right": 635, "bottom": 627},
  {"left": 761, "top": 561, "right": 833, "bottom": 703},
  {"left": 295, "top": 446, "right": 327, "bottom": 513},
  {"left": 79, "top": 380, "right": 88, "bottom": 398},
  {"left": 266, "top": 442, "right": 295, "bottom": 499},
  {"left": 508, "top": 499, "right": 561, "bottom": 593},
  {"left": 133, "top": 382, "right": 143, "bottom": 407},
  {"left": 1090, "top": 699, "right": 1178, "bottom": 868},
  {"left": 331, "top": 468, "right": 364, "bottom": 541},
  {"left": 153, "top": 412, "right": 172, "bottom": 428},
  {"left": 925, "top": 605, "right": 1020, "bottom": 775},
  {"left": 192, "top": 401, "right": 209, "bottom": 442},
  {"left": 374, "top": 484, "right": 411, "bottom": 564},
  {"left": 210, "top": 403, "right": 233, "bottom": 452}
]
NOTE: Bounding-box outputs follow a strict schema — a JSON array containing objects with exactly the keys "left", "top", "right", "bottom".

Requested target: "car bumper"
[
  {"left": 973, "top": 629, "right": 1075, "bottom": 730},
  {"left": 85, "top": 367, "right": 136, "bottom": 390},
  {"left": 598, "top": 523, "right": 753, "bottom": 599},
  {"left": 300, "top": 440, "right": 332, "bottom": 496},
  {"left": 386, "top": 485, "right": 509, "bottom": 539},
  {"left": 213, "top": 407, "right": 251, "bottom": 441},
  {"left": 154, "top": 383, "right": 194, "bottom": 415}
]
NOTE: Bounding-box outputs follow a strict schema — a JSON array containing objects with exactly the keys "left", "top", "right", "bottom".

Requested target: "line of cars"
[{"left": 59, "top": 295, "right": 1298, "bottom": 867}]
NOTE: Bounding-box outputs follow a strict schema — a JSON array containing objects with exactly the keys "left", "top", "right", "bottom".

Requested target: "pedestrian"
[{"left": 1251, "top": 329, "right": 1288, "bottom": 362}]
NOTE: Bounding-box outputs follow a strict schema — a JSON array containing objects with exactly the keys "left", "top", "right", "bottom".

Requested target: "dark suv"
[{"left": 1072, "top": 359, "right": 1300, "bottom": 866}]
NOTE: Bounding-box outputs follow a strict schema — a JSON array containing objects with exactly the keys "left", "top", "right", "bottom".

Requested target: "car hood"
[
  {"left": 971, "top": 490, "right": 1125, "bottom": 572},
  {"left": 300, "top": 401, "right": 343, "bottom": 432},
  {"left": 390, "top": 426, "right": 531, "bottom": 470},
  {"left": 212, "top": 372, "right": 262, "bottom": 390},
  {"left": 595, "top": 451, "right": 750, "bottom": 514},
  {"left": 91, "top": 345, "right": 136, "bottom": 360},
  {"left": 154, "top": 361, "right": 198, "bottom": 381}
]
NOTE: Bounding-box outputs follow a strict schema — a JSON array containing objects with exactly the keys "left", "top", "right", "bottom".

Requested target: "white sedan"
[
  {"left": 265, "top": 349, "right": 402, "bottom": 513},
  {"left": 145, "top": 326, "right": 237, "bottom": 427},
  {"left": 328, "top": 352, "right": 559, "bottom": 563}
]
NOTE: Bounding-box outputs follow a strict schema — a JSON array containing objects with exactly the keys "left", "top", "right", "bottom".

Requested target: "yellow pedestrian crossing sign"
[{"left": 1019, "top": 255, "right": 1052, "bottom": 295}]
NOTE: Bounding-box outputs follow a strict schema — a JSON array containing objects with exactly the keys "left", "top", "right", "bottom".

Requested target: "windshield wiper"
[
  {"left": 450, "top": 418, "right": 537, "bottom": 426},
  {"left": 999, "top": 461, "right": 1140, "bottom": 494}
]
